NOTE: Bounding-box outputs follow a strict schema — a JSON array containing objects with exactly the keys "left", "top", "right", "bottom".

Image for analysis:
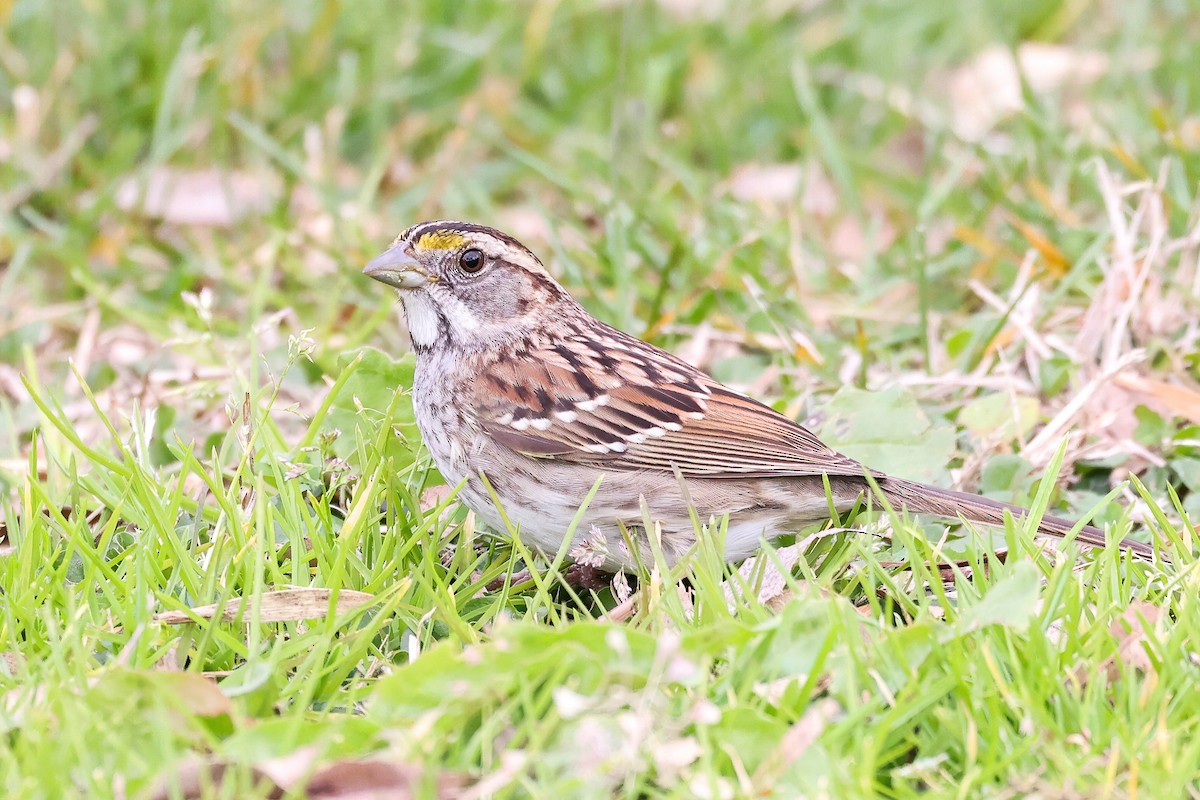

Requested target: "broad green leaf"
[
  {"left": 978, "top": 453, "right": 1037, "bottom": 498},
  {"left": 815, "top": 386, "right": 956, "bottom": 484},
  {"left": 1172, "top": 457, "right": 1200, "bottom": 492},
  {"left": 955, "top": 562, "right": 1040, "bottom": 634},
  {"left": 371, "top": 621, "right": 662, "bottom": 721},
  {"left": 958, "top": 392, "right": 1040, "bottom": 441},
  {"left": 324, "top": 347, "right": 421, "bottom": 471}
]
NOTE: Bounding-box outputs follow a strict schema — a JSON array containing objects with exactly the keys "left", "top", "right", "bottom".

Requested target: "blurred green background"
[{"left": 3, "top": 1, "right": 1200, "bottom": 797}]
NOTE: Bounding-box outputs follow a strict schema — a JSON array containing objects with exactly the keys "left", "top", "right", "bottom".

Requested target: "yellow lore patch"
[{"left": 415, "top": 231, "right": 468, "bottom": 251}]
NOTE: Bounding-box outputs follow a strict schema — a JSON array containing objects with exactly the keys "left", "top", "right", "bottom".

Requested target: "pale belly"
[{"left": 442, "top": 449, "right": 843, "bottom": 572}]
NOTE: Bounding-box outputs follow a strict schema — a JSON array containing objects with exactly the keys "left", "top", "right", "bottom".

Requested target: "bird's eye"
[{"left": 459, "top": 248, "right": 485, "bottom": 273}]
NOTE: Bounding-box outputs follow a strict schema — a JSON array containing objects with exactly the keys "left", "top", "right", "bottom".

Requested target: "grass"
[{"left": 2, "top": 0, "right": 1200, "bottom": 797}]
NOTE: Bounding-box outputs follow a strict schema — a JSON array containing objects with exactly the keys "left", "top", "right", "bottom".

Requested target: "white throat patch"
[
  {"left": 399, "top": 286, "right": 479, "bottom": 348},
  {"left": 400, "top": 292, "right": 442, "bottom": 348}
]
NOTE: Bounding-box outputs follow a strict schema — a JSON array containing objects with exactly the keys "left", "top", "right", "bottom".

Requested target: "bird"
[{"left": 363, "top": 220, "right": 1153, "bottom": 572}]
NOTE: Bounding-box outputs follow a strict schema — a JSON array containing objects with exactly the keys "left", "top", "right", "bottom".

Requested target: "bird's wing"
[{"left": 469, "top": 329, "right": 870, "bottom": 480}]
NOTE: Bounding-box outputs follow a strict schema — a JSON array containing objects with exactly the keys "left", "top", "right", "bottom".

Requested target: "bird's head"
[{"left": 363, "top": 221, "right": 574, "bottom": 352}]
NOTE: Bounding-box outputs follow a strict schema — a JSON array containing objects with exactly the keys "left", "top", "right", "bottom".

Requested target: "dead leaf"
[
  {"left": 158, "top": 671, "right": 235, "bottom": 718},
  {"left": 150, "top": 752, "right": 466, "bottom": 800},
  {"left": 727, "top": 160, "right": 840, "bottom": 211},
  {"left": 606, "top": 595, "right": 638, "bottom": 623},
  {"left": 306, "top": 760, "right": 463, "bottom": 799},
  {"left": 154, "top": 648, "right": 182, "bottom": 672},
  {"left": 724, "top": 542, "right": 806, "bottom": 612},
  {"left": 828, "top": 213, "right": 897, "bottom": 262},
  {"left": 147, "top": 758, "right": 284, "bottom": 800},
  {"left": 656, "top": 0, "right": 728, "bottom": 21},
  {"left": 750, "top": 698, "right": 839, "bottom": 790},
  {"left": 458, "top": 750, "right": 526, "bottom": 800},
  {"left": 752, "top": 674, "right": 833, "bottom": 706},
  {"left": 954, "top": 224, "right": 1007, "bottom": 263},
  {"left": 419, "top": 484, "right": 454, "bottom": 511},
  {"left": 116, "top": 167, "right": 279, "bottom": 226},
  {"left": 800, "top": 165, "right": 839, "bottom": 217},
  {"left": 1109, "top": 602, "right": 1166, "bottom": 677},
  {"left": 155, "top": 588, "right": 374, "bottom": 625},
  {"left": 1008, "top": 216, "right": 1069, "bottom": 276},
  {"left": 728, "top": 162, "right": 802, "bottom": 203},
  {"left": 494, "top": 207, "right": 561, "bottom": 250},
  {"left": 947, "top": 44, "right": 1111, "bottom": 141},
  {"left": 1114, "top": 372, "right": 1200, "bottom": 425},
  {"left": 1179, "top": 117, "right": 1200, "bottom": 150},
  {"left": 1, "top": 652, "right": 24, "bottom": 675},
  {"left": 652, "top": 737, "right": 702, "bottom": 784},
  {"left": 723, "top": 532, "right": 838, "bottom": 612},
  {"left": 1072, "top": 602, "right": 1169, "bottom": 688}
]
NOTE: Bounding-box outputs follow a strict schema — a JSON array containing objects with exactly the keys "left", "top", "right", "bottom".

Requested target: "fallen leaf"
[
  {"left": 1016, "top": 43, "right": 1113, "bottom": 93},
  {"left": 652, "top": 737, "right": 702, "bottom": 782},
  {"left": 306, "top": 759, "right": 460, "bottom": 799},
  {"left": 458, "top": 750, "right": 526, "bottom": 800},
  {"left": 1, "top": 652, "right": 24, "bottom": 675},
  {"left": 147, "top": 758, "right": 284, "bottom": 800},
  {"left": 828, "top": 213, "right": 897, "bottom": 262},
  {"left": 1114, "top": 372, "right": 1200, "bottom": 425},
  {"left": 419, "top": 484, "right": 454, "bottom": 511},
  {"left": 1110, "top": 602, "right": 1165, "bottom": 676},
  {"left": 800, "top": 165, "right": 839, "bottom": 217},
  {"left": 155, "top": 588, "right": 374, "bottom": 625},
  {"left": 150, "top": 753, "right": 466, "bottom": 800},
  {"left": 723, "top": 537, "right": 831, "bottom": 612},
  {"left": 655, "top": 0, "right": 728, "bottom": 21},
  {"left": 750, "top": 698, "right": 839, "bottom": 790},
  {"left": 947, "top": 44, "right": 1111, "bottom": 141},
  {"left": 1180, "top": 117, "right": 1200, "bottom": 150},
  {"left": 156, "top": 671, "right": 235, "bottom": 718},
  {"left": 494, "top": 207, "right": 556, "bottom": 249},
  {"left": 116, "top": 167, "right": 279, "bottom": 226},
  {"left": 1072, "top": 602, "right": 1171, "bottom": 688},
  {"left": 1008, "top": 217, "right": 1069, "bottom": 276},
  {"left": 728, "top": 162, "right": 803, "bottom": 203}
]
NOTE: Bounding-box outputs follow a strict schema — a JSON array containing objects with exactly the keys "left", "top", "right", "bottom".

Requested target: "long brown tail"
[{"left": 882, "top": 478, "right": 1154, "bottom": 558}]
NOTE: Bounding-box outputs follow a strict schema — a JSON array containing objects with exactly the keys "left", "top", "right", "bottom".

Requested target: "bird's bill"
[{"left": 363, "top": 247, "right": 438, "bottom": 290}]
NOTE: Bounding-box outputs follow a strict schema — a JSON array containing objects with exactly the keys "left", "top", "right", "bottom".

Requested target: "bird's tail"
[{"left": 882, "top": 478, "right": 1154, "bottom": 558}]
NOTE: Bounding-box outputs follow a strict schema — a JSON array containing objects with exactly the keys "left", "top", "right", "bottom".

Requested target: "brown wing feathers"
[
  {"left": 474, "top": 334, "right": 869, "bottom": 477},
  {"left": 472, "top": 329, "right": 1152, "bottom": 556}
]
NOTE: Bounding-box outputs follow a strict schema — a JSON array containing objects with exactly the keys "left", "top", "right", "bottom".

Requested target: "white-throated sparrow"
[{"left": 364, "top": 220, "right": 1152, "bottom": 571}]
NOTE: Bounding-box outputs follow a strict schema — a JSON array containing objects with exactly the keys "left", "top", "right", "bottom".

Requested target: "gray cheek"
[{"left": 460, "top": 274, "right": 524, "bottom": 320}]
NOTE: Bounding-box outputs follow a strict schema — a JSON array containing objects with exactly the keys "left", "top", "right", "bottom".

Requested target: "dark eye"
[{"left": 459, "top": 248, "right": 485, "bottom": 273}]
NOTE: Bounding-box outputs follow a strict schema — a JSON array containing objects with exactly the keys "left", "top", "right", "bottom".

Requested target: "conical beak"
[{"left": 363, "top": 247, "right": 438, "bottom": 290}]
